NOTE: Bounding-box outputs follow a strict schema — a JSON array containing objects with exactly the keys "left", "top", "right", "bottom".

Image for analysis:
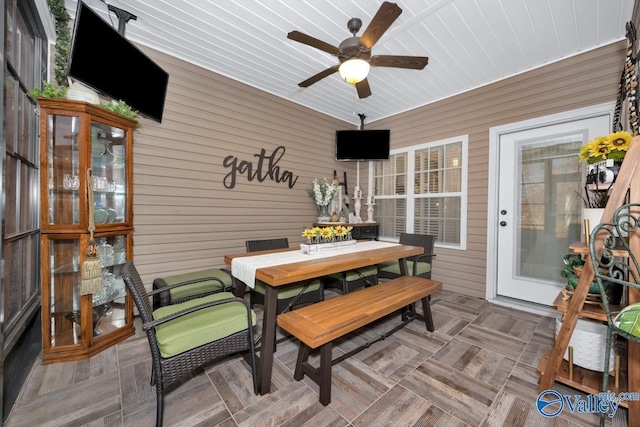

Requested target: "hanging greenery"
[{"left": 47, "top": 0, "right": 71, "bottom": 87}]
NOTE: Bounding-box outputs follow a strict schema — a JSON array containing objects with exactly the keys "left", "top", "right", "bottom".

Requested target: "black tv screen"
[
  {"left": 67, "top": 1, "right": 169, "bottom": 122},
  {"left": 336, "top": 129, "right": 390, "bottom": 161}
]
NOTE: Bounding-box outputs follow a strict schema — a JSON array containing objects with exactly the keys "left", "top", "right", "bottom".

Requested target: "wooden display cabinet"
[{"left": 38, "top": 99, "right": 136, "bottom": 364}]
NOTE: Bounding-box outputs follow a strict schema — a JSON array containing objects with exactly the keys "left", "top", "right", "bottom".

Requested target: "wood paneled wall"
[
  {"left": 131, "top": 41, "right": 624, "bottom": 298},
  {"left": 131, "top": 47, "right": 359, "bottom": 286},
  {"left": 372, "top": 41, "right": 626, "bottom": 297}
]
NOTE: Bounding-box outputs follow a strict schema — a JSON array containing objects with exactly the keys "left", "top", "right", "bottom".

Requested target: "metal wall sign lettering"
[{"left": 223, "top": 145, "right": 299, "bottom": 189}]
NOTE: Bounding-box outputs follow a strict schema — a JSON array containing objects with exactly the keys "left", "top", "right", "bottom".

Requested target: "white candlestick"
[
  {"left": 366, "top": 203, "right": 375, "bottom": 223},
  {"left": 353, "top": 194, "right": 362, "bottom": 223}
]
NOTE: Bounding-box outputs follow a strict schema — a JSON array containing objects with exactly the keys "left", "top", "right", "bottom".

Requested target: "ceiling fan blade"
[
  {"left": 287, "top": 31, "right": 341, "bottom": 55},
  {"left": 370, "top": 55, "right": 429, "bottom": 69},
  {"left": 359, "top": 2, "right": 402, "bottom": 49},
  {"left": 356, "top": 78, "right": 372, "bottom": 99},
  {"left": 298, "top": 65, "right": 340, "bottom": 87}
]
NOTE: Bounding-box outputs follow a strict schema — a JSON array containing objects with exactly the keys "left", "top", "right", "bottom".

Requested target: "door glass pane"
[
  {"left": 16, "top": 10, "right": 34, "bottom": 91},
  {"left": 5, "top": 74, "right": 16, "bottom": 153},
  {"left": 17, "top": 92, "right": 34, "bottom": 160},
  {"left": 4, "top": 239, "right": 22, "bottom": 329},
  {"left": 22, "top": 234, "right": 39, "bottom": 304},
  {"left": 20, "top": 163, "right": 37, "bottom": 231},
  {"left": 5, "top": 156, "right": 17, "bottom": 235},
  {"left": 517, "top": 135, "right": 583, "bottom": 281}
]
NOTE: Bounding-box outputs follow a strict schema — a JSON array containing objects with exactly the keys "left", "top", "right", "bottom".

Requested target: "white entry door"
[{"left": 495, "top": 114, "right": 611, "bottom": 306}]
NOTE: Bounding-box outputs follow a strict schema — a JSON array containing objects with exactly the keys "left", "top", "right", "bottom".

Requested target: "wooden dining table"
[{"left": 224, "top": 240, "right": 423, "bottom": 395}]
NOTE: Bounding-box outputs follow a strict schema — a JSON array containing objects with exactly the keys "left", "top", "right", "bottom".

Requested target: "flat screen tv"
[
  {"left": 67, "top": 1, "right": 169, "bottom": 123},
  {"left": 335, "top": 129, "right": 390, "bottom": 161}
]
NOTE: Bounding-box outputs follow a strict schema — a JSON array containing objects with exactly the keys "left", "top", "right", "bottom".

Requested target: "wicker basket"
[{"left": 555, "top": 316, "right": 614, "bottom": 372}]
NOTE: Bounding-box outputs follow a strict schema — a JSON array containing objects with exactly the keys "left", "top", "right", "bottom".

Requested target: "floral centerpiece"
[
  {"left": 309, "top": 178, "right": 339, "bottom": 221},
  {"left": 300, "top": 225, "right": 355, "bottom": 254},
  {"left": 302, "top": 225, "right": 353, "bottom": 244},
  {"left": 578, "top": 131, "right": 632, "bottom": 208}
]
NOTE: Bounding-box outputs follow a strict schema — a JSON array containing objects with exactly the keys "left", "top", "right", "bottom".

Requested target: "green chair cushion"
[
  {"left": 614, "top": 303, "right": 640, "bottom": 338},
  {"left": 378, "top": 260, "right": 431, "bottom": 276},
  {"left": 328, "top": 265, "right": 378, "bottom": 282},
  {"left": 253, "top": 279, "right": 321, "bottom": 299},
  {"left": 164, "top": 268, "right": 231, "bottom": 300},
  {"left": 153, "top": 292, "right": 255, "bottom": 358}
]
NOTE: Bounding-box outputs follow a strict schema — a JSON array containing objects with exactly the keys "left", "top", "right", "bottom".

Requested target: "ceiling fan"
[{"left": 287, "top": 1, "right": 429, "bottom": 99}]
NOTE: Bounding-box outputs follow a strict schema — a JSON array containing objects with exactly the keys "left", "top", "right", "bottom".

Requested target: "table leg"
[
  {"left": 232, "top": 279, "right": 246, "bottom": 298},
  {"left": 399, "top": 257, "right": 409, "bottom": 276},
  {"left": 398, "top": 257, "right": 414, "bottom": 320},
  {"left": 258, "top": 285, "right": 278, "bottom": 395}
]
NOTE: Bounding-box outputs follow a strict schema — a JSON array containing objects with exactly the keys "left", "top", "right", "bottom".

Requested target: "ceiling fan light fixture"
[{"left": 339, "top": 59, "right": 370, "bottom": 84}]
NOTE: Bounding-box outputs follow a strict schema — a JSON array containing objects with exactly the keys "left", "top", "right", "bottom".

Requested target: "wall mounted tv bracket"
[
  {"left": 358, "top": 113, "right": 366, "bottom": 130},
  {"left": 107, "top": 3, "right": 137, "bottom": 36}
]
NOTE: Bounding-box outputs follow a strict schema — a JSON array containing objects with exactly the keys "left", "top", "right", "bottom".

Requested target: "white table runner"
[{"left": 231, "top": 240, "right": 398, "bottom": 288}]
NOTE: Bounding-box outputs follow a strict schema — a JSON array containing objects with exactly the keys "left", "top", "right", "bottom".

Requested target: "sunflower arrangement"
[
  {"left": 578, "top": 131, "right": 633, "bottom": 208},
  {"left": 578, "top": 131, "right": 632, "bottom": 164},
  {"left": 301, "top": 225, "right": 353, "bottom": 244}
]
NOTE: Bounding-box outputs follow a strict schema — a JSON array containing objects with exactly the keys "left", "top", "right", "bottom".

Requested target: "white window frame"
[{"left": 369, "top": 134, "right": 468, "bottom": 250}]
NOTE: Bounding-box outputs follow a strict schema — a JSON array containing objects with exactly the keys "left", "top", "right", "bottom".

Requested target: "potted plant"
[
  {"left": 27, "top": 81, "right": 68, "bottom": 100},
  {"left": 99, "top": 100, "right": 141, "bottom": 130},
  {"left": 309, "top": 178, "right": 338, "bottom": 222},
  {"left": 578, "top": 130, "right": 632, "bottom": 236}
]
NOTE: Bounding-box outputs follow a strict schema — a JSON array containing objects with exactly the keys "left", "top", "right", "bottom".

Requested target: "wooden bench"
[{"left": 277, "top": 275, "right": 442, "bottom": 405}]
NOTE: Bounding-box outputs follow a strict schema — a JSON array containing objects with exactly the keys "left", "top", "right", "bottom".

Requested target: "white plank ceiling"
[{"left": 65, "top": 0, "right": 635, "bottom": 125}]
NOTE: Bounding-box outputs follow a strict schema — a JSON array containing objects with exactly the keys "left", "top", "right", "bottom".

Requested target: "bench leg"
[
  {"left": 319, "top": 343, "right": 332, "bottom": 406},
  {"left": 294, "top": 342, "right": 309, "bottom": 381},
  {"left": 421, "top": 296, "right": 435, "bottom": 332},
  {"left": 293, "top": 342, "right": 333, "bottom": 405}
]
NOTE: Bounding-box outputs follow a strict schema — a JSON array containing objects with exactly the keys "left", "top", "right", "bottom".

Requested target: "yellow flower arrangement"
[
  {"left": 578, "top": 131, "right": 632, "bottom": 164},
  {"left": 301, "top": 225, "right": 353, "bottom": 244}
]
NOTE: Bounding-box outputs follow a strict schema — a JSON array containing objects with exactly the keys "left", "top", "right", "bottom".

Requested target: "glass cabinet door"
[
  {"left": 45, "top": 232, "right": 131, "bottom": 349},
  {"left": 47, "top": 115, "right": 81, "bottom": 226},
  {"left": 92, "top": 233, "right": 130, "bottom": 339},
  {"left": 47, "top": 236, "right": 81, "bottom": 348},
  {"left": 91, "top": 121, "right": 128, "bottom": 226}
]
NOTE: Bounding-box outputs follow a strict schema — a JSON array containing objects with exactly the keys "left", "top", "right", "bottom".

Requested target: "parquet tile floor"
[{"left": 5, "top": 289, "right": 628, "bottom": 426}]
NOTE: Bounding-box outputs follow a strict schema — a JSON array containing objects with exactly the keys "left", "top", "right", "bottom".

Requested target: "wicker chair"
[
  {"left": 589, "top": 203, "right": 640, "bottom": 427},
  {"left": 121, "top": 262, "right": 257, "bottom": 427},
  {"left": 245, "top": 238, "right": 323, "bottom": 313},
  {"left": 152, "top": 268, "right": 232, "bottom": 308},
  {"left": 378, "top": 233, "right": 436, "bottom": 280}
]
